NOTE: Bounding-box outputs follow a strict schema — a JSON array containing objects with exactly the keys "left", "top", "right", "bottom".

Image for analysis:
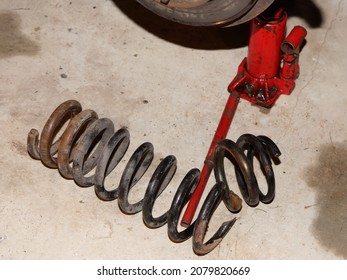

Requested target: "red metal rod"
[{"left": 181, "top": 92, "right": 240, "bottom": 227}]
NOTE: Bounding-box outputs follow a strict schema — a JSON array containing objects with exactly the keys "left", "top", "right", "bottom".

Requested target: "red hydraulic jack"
[{"left": 181, "top": 7, "right": 307, "bottom": 226}]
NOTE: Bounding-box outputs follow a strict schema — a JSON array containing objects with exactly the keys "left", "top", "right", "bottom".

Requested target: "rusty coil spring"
[{"left": 27, "top": 100, "right": 280, "bottom": 255}]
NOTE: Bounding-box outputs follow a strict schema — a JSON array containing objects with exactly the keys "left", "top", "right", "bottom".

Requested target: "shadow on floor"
[
  {"left": 303, "top": 143, "right": 347, "bottom": 258},
  {"left": 280, "top": 0, "right": 324, "bottom": 28},
  {"left": 0, "top": 11, "right": 40, "bottom": 58}
]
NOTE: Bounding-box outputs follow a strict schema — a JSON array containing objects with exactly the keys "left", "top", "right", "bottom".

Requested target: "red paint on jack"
[
  {"left": 229, "top": 9, "right": 307, "bottom": 108},
  {"left": 181, "top": 7, "right": 307, "bottom": 226}
]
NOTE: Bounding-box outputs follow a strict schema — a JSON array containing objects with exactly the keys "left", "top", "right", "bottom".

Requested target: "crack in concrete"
[
  {"left": 295, "top": 0, "right": 342, "bottom": 101},
  {"left": 278, "top": 0, "right": 343, "bottom": 144}
]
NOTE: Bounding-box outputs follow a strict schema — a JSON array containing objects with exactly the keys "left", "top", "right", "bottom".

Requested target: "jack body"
[
  {"left": 229, "top": 8, "right": 307, "bottom": 108},
  {"left": 182, "top": 8, "right": 307, "bottom": 226}
]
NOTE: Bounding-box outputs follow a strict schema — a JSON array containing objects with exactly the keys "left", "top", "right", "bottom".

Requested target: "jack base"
[{"left": 228, "top": 58, "right": 295, "bottom": 108}]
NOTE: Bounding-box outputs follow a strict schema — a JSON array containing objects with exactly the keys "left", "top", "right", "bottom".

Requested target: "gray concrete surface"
[{"left": 0, "top": 0, "right": 346, "bottom": 259}]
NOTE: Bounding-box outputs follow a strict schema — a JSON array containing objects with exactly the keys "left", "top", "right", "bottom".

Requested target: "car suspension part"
[
  {"left": 27, "top": 99, "right": 279, "bottom": 255},
  {"left": 27, "top": 6, "right": 306, "bottom": 255}
]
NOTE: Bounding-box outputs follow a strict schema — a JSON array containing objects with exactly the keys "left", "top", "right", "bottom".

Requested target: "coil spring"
[{"left": 27, "top": 100, "right": 281, "bottom": 255}]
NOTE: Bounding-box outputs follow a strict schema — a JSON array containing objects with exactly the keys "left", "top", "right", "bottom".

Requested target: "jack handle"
[{"left": 181, "top": 92, "right": 240, "bottom": 227}]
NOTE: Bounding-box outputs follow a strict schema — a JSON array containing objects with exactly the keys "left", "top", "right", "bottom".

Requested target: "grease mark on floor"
[
  {"left": 11, "top": 141, "right": 27, "bottom": 156},
  {"left": 304, "top": 143, "right": 347, "bottom": 258},
  {"left": 0, "top": 12, "right": 40, "bottom": 57}
]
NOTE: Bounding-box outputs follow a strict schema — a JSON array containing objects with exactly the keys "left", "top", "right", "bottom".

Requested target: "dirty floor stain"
[
  {"left": 11, "top": 140, "right": 27, "bottom": 156},
  {"left": 304, "top": 143, "right": 347, "bottom": 258},
  {"left": 0, "top": 12, "right": 40, "bottom": 57}
]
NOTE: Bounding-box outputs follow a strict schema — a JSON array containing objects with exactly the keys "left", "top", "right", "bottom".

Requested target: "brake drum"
[{"left": 136, "top": 0, "right": 275, "bottom": 26}]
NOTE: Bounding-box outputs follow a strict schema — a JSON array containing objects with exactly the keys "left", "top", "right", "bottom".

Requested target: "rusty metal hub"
[{"left": 136, "top": 0, "right": 275, "bottom": 26}]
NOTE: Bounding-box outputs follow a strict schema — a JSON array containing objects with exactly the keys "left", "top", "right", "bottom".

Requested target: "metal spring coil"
[{"left": 27, "top": 100, "right": 281, "bottom": 255}]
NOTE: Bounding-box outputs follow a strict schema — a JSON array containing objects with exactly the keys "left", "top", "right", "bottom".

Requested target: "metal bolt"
[
  {"left": 244, "top": 83, "right": 255, "bottom": 97},
  {"left": 256, "top": 89, "right": 266, "bottom": 101}
]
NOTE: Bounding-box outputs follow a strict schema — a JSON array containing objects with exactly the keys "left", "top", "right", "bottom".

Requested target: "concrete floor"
[{"left": 0, "top": 0, "right": 346, "bottom": 260}]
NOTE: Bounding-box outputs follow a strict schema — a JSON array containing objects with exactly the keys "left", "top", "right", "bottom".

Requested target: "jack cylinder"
[
  {"left": 281, "top": 26, "right": 307, "bottom": 80},
  {"left": 246, "top": 9, "right": 287, "bottom": 79},
  {"left": 282, "top": 26, "right": 307, "bottom": 55}
]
